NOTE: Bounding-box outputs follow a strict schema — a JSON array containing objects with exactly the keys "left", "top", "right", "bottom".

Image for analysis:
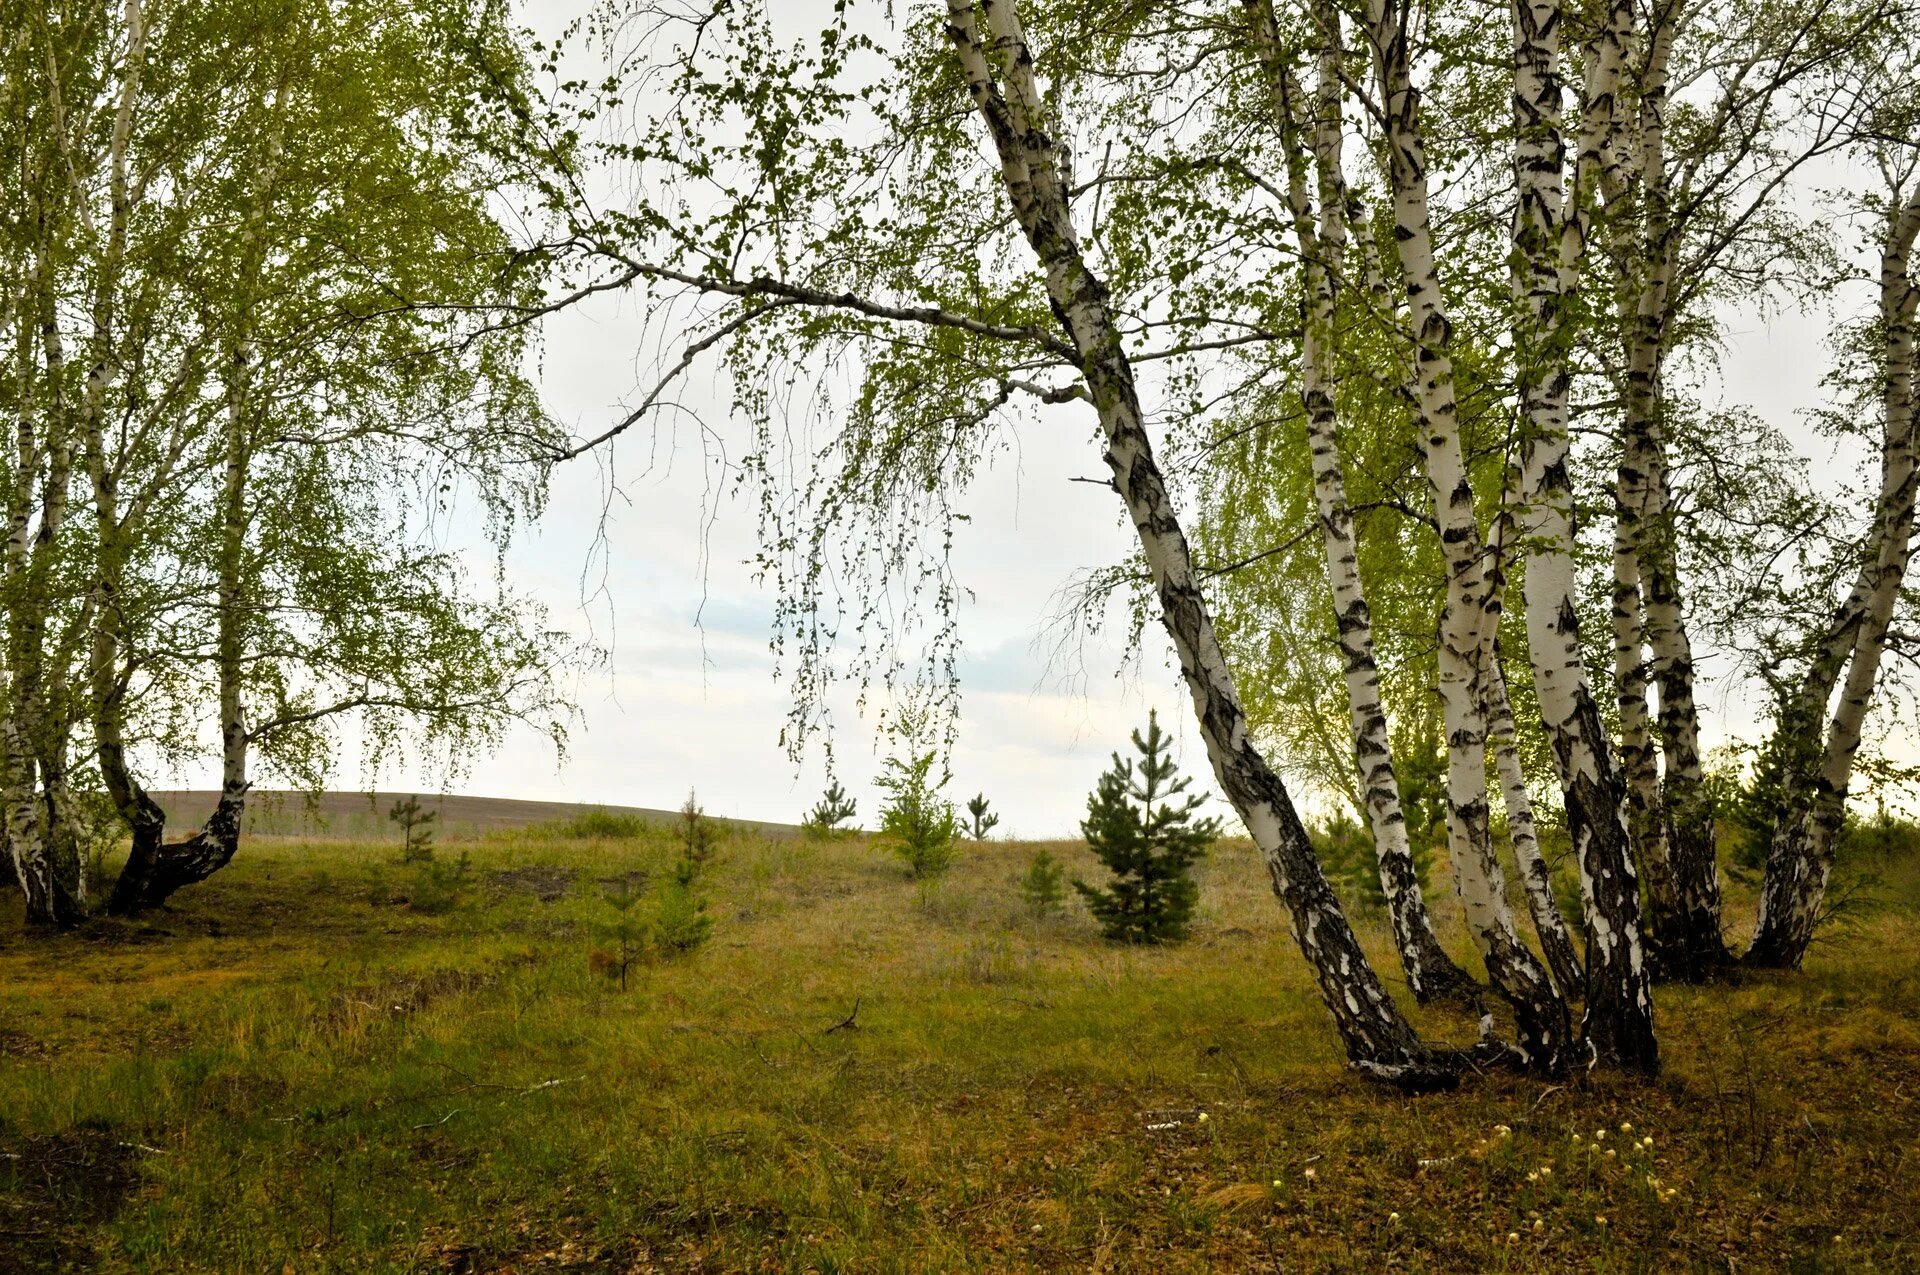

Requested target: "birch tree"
[
  {"left": 1248, "top": 0, "right": 1479, "bottom": 1007},
  {"left": 1747, "top": 153, "right": 1920, "bottom": 967},
  {"left": 1, "top": 0, "right": 570, "bottom": 924}
]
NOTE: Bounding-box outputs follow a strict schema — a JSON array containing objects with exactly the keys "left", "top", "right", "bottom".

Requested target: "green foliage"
[
  {"left": 801, "top": 781, "right": 859, "bottom": 837},
  {"left": 594, "top": 876, "right": 649, "bottom": 990},
  {"left": 406, "top": 851, "right": 471, "bottom": 915},
  {"left": 1308, "top": 815, "right": 1387, "bottom": 913},
  {"left": 1073, "top": 711, "right": 1221, "bottom": 944},
  {"left": 389, "top": 797, "right": 438, "bottom": 863},
  {"left": 678, "top": 791, "right": 719, "bottom": 876},
  {"left": 1017, "top": 849, "right": 1066, "bottom": 918},
  {"left": 964, "top": 793, "right": 1001, "bottom": 840},
  {"left": 652, "top": 827, "right": 714, "bottom": 959},
  {"left": 877, "top": 751, "right": 958, "bottom": 880},
  {"left": 558, "top": 808, "right": 652, "bottom": 840}
]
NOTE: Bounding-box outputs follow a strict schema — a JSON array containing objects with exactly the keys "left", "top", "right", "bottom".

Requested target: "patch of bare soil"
[
  {"left": 0, "top": 1026, "right": 55, "bottom": 1060},
  {"left": 490, "top": 866, "right": 577, "bottom": 902},
  {"left": 0, "top": 1120, "right": 144, "bottom": 1269}
]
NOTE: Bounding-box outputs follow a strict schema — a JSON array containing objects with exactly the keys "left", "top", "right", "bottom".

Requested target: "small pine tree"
[
  {"left": 964, "top": 793, "right": 1000, "bottom": 840},
  {"left": 679, "top": 789, "right": 718, "bottom": 871},
  {"left": 876, "top": 750, "right": 958, "bottom": 879},
  {"left": 595, "top": 876, "right": 648, "bottom": 989},
  {"left": 1018, "top": 849, "right": 1065, "bottom": 917},
  {"left": 801, "top": 780, "right": 859, "bottom": 837},
  {"left": 1073, "top": 711, "right": 1221, "bottom": 943},
  {"left": 654, "top": 800, "right": 714, "bottom": 957},
  {"left": 388, "top": 796, "right": 437, "bottom": 863}
]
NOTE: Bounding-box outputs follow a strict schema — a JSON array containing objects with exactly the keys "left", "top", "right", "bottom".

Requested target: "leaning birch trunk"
[
  {"left": 1483, "top": 649, "right": 1583, "bottom": 992},
  {"left": 1252, "top": 0, "right": 1480, "bottom": 1007},
  {"left": 1747, "top": 186, "right": 1920, "bottom": 969},
  {"left": 1507, "top": 0, "right": 1658, "bottom": 1071},
  {"left": 1626, "top": 10, "right": 1725, "bottom": 977},
  {"left": 1363, "top": 0, "right": 1571, "bottom": 1071},
  {"left": 946, "top": 0, "right": 1449, "bottom": 1086}
]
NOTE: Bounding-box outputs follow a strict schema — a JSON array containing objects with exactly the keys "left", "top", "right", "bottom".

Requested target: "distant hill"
[{"left": 146, "top": 791, "right": 796, "bottom": 839}]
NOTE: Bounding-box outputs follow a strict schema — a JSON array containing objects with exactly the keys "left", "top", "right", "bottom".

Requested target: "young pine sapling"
[{"left": 1074, "top": 711, "right": 1221, "bottom": 943}]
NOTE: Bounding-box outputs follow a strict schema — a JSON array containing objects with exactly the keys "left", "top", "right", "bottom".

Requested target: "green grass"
[{"left": 3, "top": 823, "right": 1918, "bottom": 1271}]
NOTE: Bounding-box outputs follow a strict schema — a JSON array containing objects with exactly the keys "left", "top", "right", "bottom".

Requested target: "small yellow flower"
[
  {"left": 1571, "top": 1133, "right": 1583, "bottom": 1144},
  {"left": 1303, "top": 1168, "right": 1317, "bottom": 1180},
  {"left": 1494, "top": 1123, "right": 1512, "bottom": 1137},
  {"left": 1539, "top": 1166, "right": 1552, "bottom": 1178},
  {"left": 1594, "top": 1128, "right": 1607, "bottom": 1142},
  {"left": 1507, "top": 1232, "right": 1519, "bottom": 1244},
  {"left": 1389, "top": 1211, "right": 1401, "bottom": 1224},
  {"left": 1272, "top": 1179, "right": 1283, "bottom": 1189},
  {"left": 1197, "top": 1112, "right": 1209, "bottom": 1123},
  {"left": 1532, "top": 1218, "right": 1545, "bottom": 1234},
  {"left": 1620, "top": 1121, "right": 1633, "bottom": 1134},
  {"left": 1641, "top": 1136, "right": 1654, "bottom": 1150},
  {"left": 1526, "top": 1171, "right": 1539, "bottom": 1183},
  {"left": 1604, "top": 1149, "right": 1616, "bottom": 1160},
  {"left": 1595, "top": 1215, "right": 1608, "bottom": 1227}
]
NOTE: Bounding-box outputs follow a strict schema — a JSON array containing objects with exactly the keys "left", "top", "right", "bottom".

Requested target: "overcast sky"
[{"left": 158, "top": 1, "right": 1892, "bottom": 834}]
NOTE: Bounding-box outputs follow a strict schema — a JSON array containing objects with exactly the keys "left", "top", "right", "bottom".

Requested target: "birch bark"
[
  {"left": 944, "top": 0, "right": 1449, "bottom": 1085},
  {"left": 1748, "top": 186, "right": 1920, "bottom": 968},
  {"left": 1506, "top": 0, "right": 1659, "bottom": 1071},
  {"left": 1629, "top": 16, "right": 1726, "bottom": 979},
  {"left": 1483, "top": 648, "right": 1583, "bottom": 991},
  {"left": 1363, "top": 0, "right": 1571, "bottom": 1070},
  {"left": 105, "top": 71, "right": 288, "bottom": 914},
  {"left": 5, "top": 224, "right": 84, "bottom": 928},
  {"left": 1251, "top": 0, "right": 1479, "bottom": 1007}
]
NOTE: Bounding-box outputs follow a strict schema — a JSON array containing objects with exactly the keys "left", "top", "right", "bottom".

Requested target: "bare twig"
[{"left": 824, "top": 997, "right": 862, "bottom": 1034}]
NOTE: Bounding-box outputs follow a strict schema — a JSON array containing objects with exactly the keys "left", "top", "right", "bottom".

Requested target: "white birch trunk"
[
  {"left": 1364, "top": 0, "right": 1571, "bottom": 1070},
  {"left": 944, "top": 0, "right": 1450, "bottom": 1085},
  {"left": 1482, "top": 648, "right": 1583, "bottom": 992},
  {"left": 1748, "top": 187, "right": 1920, "bottom": 968},
  {"left": 1507, "top": 0, "right": 1658, "bottom": 1071},
  {"left": 1252, "top": 0, "right": 1479, "bottom": 1007},
  {"left": 1611, "top": 9, "right": 1727, "bottom": 978}
]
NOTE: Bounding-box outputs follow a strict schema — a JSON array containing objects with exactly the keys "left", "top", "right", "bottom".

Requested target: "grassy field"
[{"left": 3, "top": 813, "right": 1918, "bottom": 1271}]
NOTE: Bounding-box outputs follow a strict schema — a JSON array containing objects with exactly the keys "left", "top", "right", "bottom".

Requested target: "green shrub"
[
  {"left": 1073, "top": 711, "right": 1220, "bottom": 943},
  {"left": 1308, "top": 814, "right": 1386, "bottom": 913},
  {"left": 558, "top": 808, "right": 652, "bottom": 840},
  {"left": 678, "top": 791, "right": 719, "bottom": 873},
  {"left": 1017, "top": 849, "right": 1066, "bottom": 917},
  {"left": 877, "top": 750, "right": 958, "bottom": 879},
  {"left": 650, "top": 874, "right": 713, "bottom": 956},
  {"left": 593, "top": 877, "right": 650, "bottom": 989},
  {"left": 407, "top": 851, "right": 471, "bottom": 914}
]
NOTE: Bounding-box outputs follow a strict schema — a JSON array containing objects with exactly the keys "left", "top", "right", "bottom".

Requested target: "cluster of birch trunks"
[{"left": 544, "top": 0, "right": 1920, "bottom": 1084}]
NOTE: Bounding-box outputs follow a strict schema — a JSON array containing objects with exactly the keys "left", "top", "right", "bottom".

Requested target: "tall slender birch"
[
  {"left": 1484, "top": 648, "right": 1583, "bottom": 992},
  {"left": 1506, "top": 0, "right": 1659, "bottom": 1071},
  {"left": 1362, "top": 0, "right": 1571, "bottom": 1070},
  {"left": 942, "top": 0, "right": 1444, "bottom": 1082},
  {"left": 1748, "top": 180, "right": 1920, "bottom": 968},
  {"left": 1250, "top": 0, "right": 1479, "bottom": 1007}
]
